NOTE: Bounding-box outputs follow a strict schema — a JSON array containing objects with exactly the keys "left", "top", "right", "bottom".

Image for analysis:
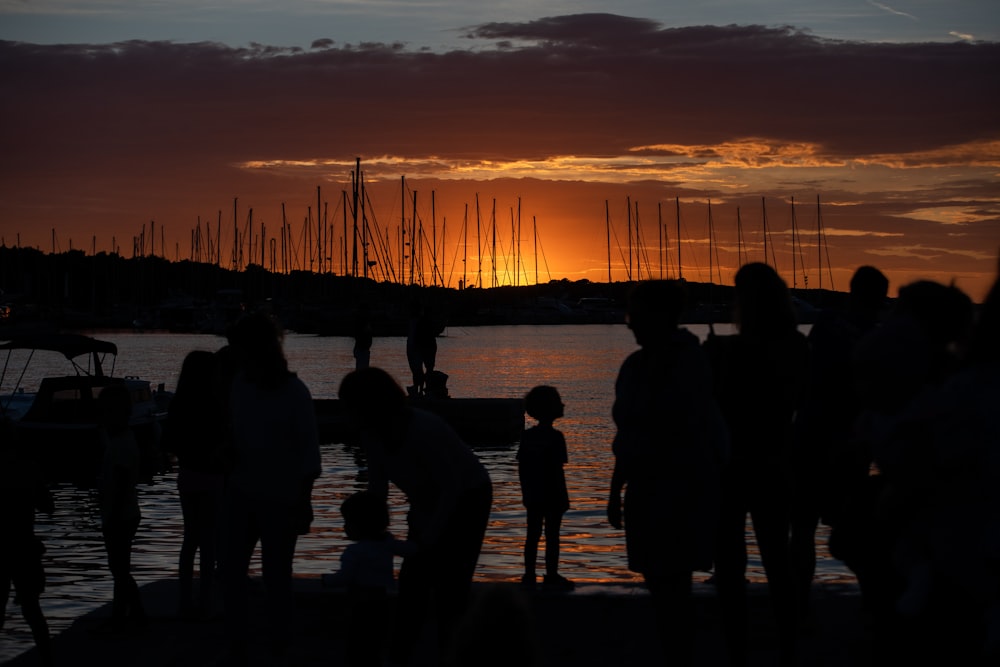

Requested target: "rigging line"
[
  {"left": 535, "top": 227, "right": 552, "bottom": 282},
  {"left": 790, "top": 197, "right": 810, "bottom": 289},
  {"left": 362, "top": 186, "right": 397, "bottom": 283},
  {"left": 678, "top": 215, "right": 705, "bottom": 283},
  {"left": 493, "top": 223, "right": 513, "bottom": 286},
  {"left": 709, "top": 208, "right": 723, "bottom": 285},
  {"left": 446, "top": 216, "right": 465, "bottom": 288},
  {"left": 822, "top": 225, "right": 835, "bottom": 291},
  {"left": 607, "top": 213, "right": 631, "bottom": 281},
  {"left": 634, "top": 205, "right": 655, "bottom": 281}
]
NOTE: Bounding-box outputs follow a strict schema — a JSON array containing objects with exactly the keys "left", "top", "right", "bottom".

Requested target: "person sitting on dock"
[{"left": 517, "top": 385, "right": 573, "bottom": 591}]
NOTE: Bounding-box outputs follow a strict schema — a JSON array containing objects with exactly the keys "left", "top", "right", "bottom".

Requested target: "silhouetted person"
[
  {"left": 0, "top": 417, "right": 54, "bottom": 666},
  {"left": 165, "top": 349, "right": 227, "bottom": 619},
  {"left": 704, "top": 263, "right": 808, "bottom": 666},
  {"left": 406, "top": 301, "right": 440, "bottom": 396},
  {"left": 221, "top": 312, "right": 321, "bottom": 664},
  {"left": 338, "top": 367, "right": 493, "bottom": 665},
  {"left": 790, "top": 265, "right": 888, "bottom": 619},
  {"left": 848, "top": 278, "right": 977, "bottom": 662},
  {"left": 96, "top": 383, "right": 146, "bottom": 633},
  {"left": 322, "top": 491, "right": 413, "bottom": 667},
  {"left": 608, "top": 280, "right": 728, "bottom": 666},
  {"left": 517, "top": 385, "right": 573, "bottom": 591},
  {"left": 353, "top": 303, "right": 374, "bottom": 371}
]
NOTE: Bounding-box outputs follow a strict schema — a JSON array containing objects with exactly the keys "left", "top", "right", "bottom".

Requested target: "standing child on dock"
[{"left": 517, "top": 385, "right": 574, "bottom": 591}]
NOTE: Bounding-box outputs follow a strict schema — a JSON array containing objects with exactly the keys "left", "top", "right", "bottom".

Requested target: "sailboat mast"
[
  {"left": 401, "top": 176, "right": 406, "bottom": 285},
  {"left": 463, "top": 203, "right": 468, "bottom": 290},
  {"left": 411, "top": 190, "right": 419, "bottom": 285},
  {"left": 431, "top": 191, "right": 437, "bottom": 287},
  {"left": 675, "top": 197, "right": 682, "bottom": 280},
  {"left": 534, "top": 215, "right": 539, "bottom": 285},
  {"left": 516, "top": 198, "right": 522, "bottom": 287},
  {"left": 708, "top": 199, "right": 714, "bottom": 285},
  {"left": 341, "top": 190, "right": 348, "bottom": 278},
  {"left": 634, "top": 200, "right": 641, "bottom": 281},
  {"left": 817, "top": 194, "right": 823, "bottom": 291},
  {"left": 317, "top": 186, "right": 323, "bottom": 274},
  {"left": 791, "top": 196, "right": 797, "bottom": 290},
  {"left": 658, "top": 202, "right": 663, "bottom": 279},
  {"left": 605, "top": 200, "right": 612, "bottom": 284},
  {"left": 351, "top": 159, "right": 360, "bottom": 277},
  {"left": 232, "top": 198, "right": 238, "bottom": 270},
  {"left": 361, "top": 170, "right": 368, "bottom": 279},
  {"left": 491, "top": 199, "right": 497, "bottom": 287},
  {"left": 626, "top": 196, "right": 633, "bottom": 282},
  {"left": 761, "top": 197, "right": 769, "bottom": 268},
  {"left": 475, "top": 193, "right": 482, "bottom": 288}
]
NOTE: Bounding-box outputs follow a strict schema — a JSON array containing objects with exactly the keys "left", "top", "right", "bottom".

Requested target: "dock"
[{"left": 4, "top": 577, "right": 880, "bottom": 666}]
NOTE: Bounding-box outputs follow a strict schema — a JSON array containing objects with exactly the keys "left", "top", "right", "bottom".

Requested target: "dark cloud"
[
  {"left": 2, "top": 18, "right": 996, "bottom": 174},
  {"left": 465, "top": 13, "right": 663, "bottom": 46}
]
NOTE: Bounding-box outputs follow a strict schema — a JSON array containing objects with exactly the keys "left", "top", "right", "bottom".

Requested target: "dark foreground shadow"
[{"left": 4, "top": 577, "right": 891, "bottom": 667}]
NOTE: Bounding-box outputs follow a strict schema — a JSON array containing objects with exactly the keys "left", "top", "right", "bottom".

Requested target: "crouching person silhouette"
[{"left": 339, "top": 367, "right": 492, "bottom": 665}]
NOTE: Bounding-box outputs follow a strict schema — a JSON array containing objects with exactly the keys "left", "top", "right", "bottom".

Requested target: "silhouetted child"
[
  {"left": 517, "top": 385, "right": 573, "bottom": 591},
  {"left": 95, "top": 384, "right": 146, "bottom": 633},
  {"left": 0, "top": 418, "right": 54, "bottom": 666},
  {"left": 322, "top": 491, "right": 412, "bottom": 666}
]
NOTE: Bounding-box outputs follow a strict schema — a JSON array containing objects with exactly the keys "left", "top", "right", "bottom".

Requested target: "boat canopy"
[
  {"left": 0, "top": 334, "right": 118, "bottom": 378},
  {"left": 0, "top": 334, "right": 118, "bottom": 359}
]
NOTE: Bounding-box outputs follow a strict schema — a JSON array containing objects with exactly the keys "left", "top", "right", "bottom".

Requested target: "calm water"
[{"left": 1, "top": 324, "right": 853, "bottom": 661}]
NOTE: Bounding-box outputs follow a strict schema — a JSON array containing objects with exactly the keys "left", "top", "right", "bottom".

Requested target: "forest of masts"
[{"left": 24, "top": 159, "right": 836, "bottom": 292}]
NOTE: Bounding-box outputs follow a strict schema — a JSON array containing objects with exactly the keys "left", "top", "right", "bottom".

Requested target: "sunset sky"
[{"left": 2, "top": 2, "right": 998, "bottom": 300}]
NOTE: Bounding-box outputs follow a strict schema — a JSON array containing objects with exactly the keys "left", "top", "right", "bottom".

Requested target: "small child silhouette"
[
  {"left": 323, "top": 491, "right": 412, "bottom": 666},
  {"left": 517, "top": 385, "right": 573, "bottom": 591}
]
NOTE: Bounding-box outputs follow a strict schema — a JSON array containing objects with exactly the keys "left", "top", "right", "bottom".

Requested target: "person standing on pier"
[
  {"left": 608, "top": 279, "right": 728, "bottom": 666},
  {"left": 221, "top": 312, "right": 321, "bottom": 664},
  {"left": 405, "top": 300, "right": 441, "bottom": 396},
  {"left": 165, "top": 350, "right": 227, "bottom": 620},
  {"left": 704, "top": 262, "right": 809, "bottom": 666},
  {"left": 518, "top": 384, "right": 574, "bottom": 591}
]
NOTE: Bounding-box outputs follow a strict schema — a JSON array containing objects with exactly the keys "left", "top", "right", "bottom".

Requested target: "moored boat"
[{"left": 0, "top": 334, "right": 170, "bottom": 483}]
